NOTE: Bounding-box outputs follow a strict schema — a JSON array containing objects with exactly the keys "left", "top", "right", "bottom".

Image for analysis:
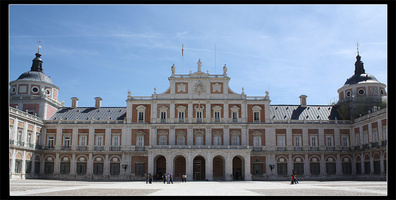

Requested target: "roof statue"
[
  {"left": 171, "top": 64, "right": 175, "bottom": 76},
  {"left": 197, "top": 59, "right": 202, "bottom": 72},
  {"left": 223, "top": 64, "right": 227, "bottom": 76}
]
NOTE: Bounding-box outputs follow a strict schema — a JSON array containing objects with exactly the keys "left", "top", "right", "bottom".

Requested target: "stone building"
[{"left": 9, "top": 49, "right": 387, "bottom": 181}]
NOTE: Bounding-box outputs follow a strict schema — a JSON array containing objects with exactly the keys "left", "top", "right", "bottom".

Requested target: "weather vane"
[
  {"left": 356, "top": 41, "right": 360, "bottom": 55},
  {"left": 37, "top": 39, "right": 42, "bottom": 53}
]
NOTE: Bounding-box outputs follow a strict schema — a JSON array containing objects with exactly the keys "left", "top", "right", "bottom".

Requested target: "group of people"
[
  {"left": 146, "top": 173, "right": 187, "bottom": 184},
  {"left": 290, "top": 169, "right": 299, "bottom": 184}
]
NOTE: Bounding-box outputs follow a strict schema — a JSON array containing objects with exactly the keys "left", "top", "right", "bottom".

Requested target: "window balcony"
[
  {"left": 35, "top": 145, "right": 43, "bottom": 150},
  {"left": 341, "top": 146, "right": 351, "bottom": 151},
  {"left": 362, "top": 144, "right": 369, "bottom": 150},
  {"left": 94, "top": 146, "right": 104, "bottom": 151},
  {"left": 45, "top": 145, "right": 54, "bottom": 150},
  {"left": 354, "top": 145, "right": 360, "bottom": 150},
  {"left": 17, "top": 141, "right": 24, "bottom": 146},
  {"left": 61, "top": 146, "right": 71, "bottom": 150},
  {"left": 326, "top": 146, "right": 335, "bottom": 151},
  {"left": 9, "top": 139, "right": 14, "bottom": 145},
  {"left": 294, "top": 146, "right": 303, "bottom": 151},
  {"left": 178, "top": 118, "right": 185, "bottom": 123},
  {"left": 381, "top": 140, "right": 387, "bottom": 146},
  {"left": 371, "top": 142, "right": 380, "bottom": 148},
  {"left": 111, "top": 146, "right": 121, "bottom": 151},
  {"left": 277, "top": 147, "right": 286, "bottom": 151},
  {"left": 78, "top": 146, "right": 87, "bottom": 151},
  {"left": 310, "top": 146, "right": 319, "bottom": 151},
  {"left": 135, "top": 146, "right": 145, "bottom": 151},
  {"left": 253, "top": 146, "right": 262, "bottom": 151}
]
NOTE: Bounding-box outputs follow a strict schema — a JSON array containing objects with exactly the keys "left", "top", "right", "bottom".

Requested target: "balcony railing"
[
  {"left": 78, "top": 146, "right": 87, "bottom": 151},
  {"left": 326, "top": 147, "right": 335, "bottom": 151},
  {"left": 135, "top": 146, "right": 145, "bottom": 151},
  {"left": 371, "top": 142, "right": 380, "bottom": 148},
  {"left": 310, "top": 147, "right": 319, "bottom": 151},
  {"left": 94, "top": 146, "right": 104, "bottom": 151},
  {"left": 341, "top": 146, "right": 351, "bottom": 151},
  {"left": 354, "top": 145, "right": 360, "bottom": 150},
  {"left": 253, "top": 146, "right": 262, "bottom": 151},
  {"left": 111, "top": 146, "right": 121, "bottom": 151},
  {"left": 277, "top": 147, "right": 286, "bottom": 151},
  {"left": 294, "top": 146, "right": 303, "bottom": 151}
]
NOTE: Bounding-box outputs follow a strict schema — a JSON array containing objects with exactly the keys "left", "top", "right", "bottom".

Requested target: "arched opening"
[
  {"left": 155, "top": 155, "right": 166, "bottom": 180},
  {"left": 213, "top": 155, "right": 225, "bottom": 181},
  {"left": 232, "top": 156, "right": 244, "bottom": 180},
  {"left": 174, "top": 155, "right": 186, "bottom": 181},
  {"left": 193, "top": 155, "right": 206, "bottom": 181}
]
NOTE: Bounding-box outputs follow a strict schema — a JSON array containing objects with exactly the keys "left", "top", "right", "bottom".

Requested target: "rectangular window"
[
  {"left": 178, "top": 111, "right": 184, "bottom": 122},
  {"left": 17, "top": 129, "right": 22, "bottom": 142},
  {"left": 364, "top": 161, "right": 370, "bottom": 174},
  {"left": 110, "top": 163, "right": 120, "bottom": 175},
  {"left": 160, "top": 111, "right": 166, "bottom": 122},
  {"left": 135, "top": 163, "right": 145, "bottom": 176},
  {"left": 373, "top": 130, "right": 378, "bottom": 142},
  {"left": 28, "top": 133, "right": 32, "bottom": 145},
  {"left": 374, "top": 161, "right": 380, "bottom": 174},
  {"left": 213, "top": 136, "right": 221, "bottom": 145},
  {"left": 64, "top": 136, "right": 71, "bottom": 148},
  {"left": 79, "top": 136, "right": 87, "bottom": 146},
  {"left": 277, "top": 163, "right": 287, "bottom": 175},
  {"left": 326, "top": 163, "right": 336, "bottom": 175},
  {"left": 310, "top": 136, "right": 317, "bottom": 147},
  {"left": 138, "top": 112, "right": 144, "bottom": 123},
  {"left": 113, "top": 136, "right": 120, "bottom": 147},
  {"left": 310, "top": 163, "right": 320, "bottom": 175},
  {"left": 93, "top": 163, "right": 103, "bottom": 175},
  {"left": 96, "top": 136, "right": 103, "bottom": 146},
  {"left": 253, "top": 163, "right": 263, "bottom": 175},
  {"left": 214, "top": 111, "right": 220, "bottom": 122},
  {"left": 177, "top": 136, "right": 185, "bottom": 145},
  {"left": 294, "top": 136, "right": 301, "bottom": 147},
  {"left": 231, "top": 136, "right": 240, "bottom": 145},
  {"left": 253, "top": 136, "right": 261, "bottom": 147},
  {"left": 342, "top": 163, "right": 352, "bottom": 175},
  {"left": 294, "top": 163, "right": 304, "bottom": 175},
  {"left": 15, "top": 159, "right": 22, "bottom": 173},
  {"left": 34, "top": 161, "right": 40, "bottom": 174},
  {"left": 195, "top": 136, "right": 203, "bottom": 145},
  {"left": 326, "top": 136, "right": 333, "bottom": 146},
  {"left": 342, "top": 136, "right": 349, "bottom": 147},
  {"left": 253, "top": 112, "right": 260, "bottom": 122},
  {"left": 47, "top": 136, "right": 54, "bottom": 149},
  {"left": 77, "top": 162, "right": 87, "bottom": 175},
  {"left": 60, "top": 162, "right": 70, "bottom": 174},
  {"left": 137, "top": 136, "right": 144, "bottom": 147},
  {"left": 44, "top": 162, "right": 54, "bottom": 174},
  {"left": 232, "top": 112, "right": 238, "bottom": 122},
  {"left": 277, "top": 135, "right": 285, "bottom": 147},
  {"left": 364, "top": 132, "right": 369, "bottom": 144},
  {"left": 196, "top": 111, "right": 202, "bottom": 123},
  {"left": 159, "top": 136, "right": 167, "bottom": 145},
  {"left": 356, "top": 163, "right": 361, "bottom": 174}
]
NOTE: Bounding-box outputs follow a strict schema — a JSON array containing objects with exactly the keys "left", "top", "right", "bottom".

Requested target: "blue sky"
[{"left": 9, "top": 4, "right": 387, "bottom": 107}]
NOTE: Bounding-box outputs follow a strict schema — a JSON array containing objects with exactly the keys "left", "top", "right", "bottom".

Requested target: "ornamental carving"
[{"left": 193, "top": 81, "right": 206, "bottom": 95}]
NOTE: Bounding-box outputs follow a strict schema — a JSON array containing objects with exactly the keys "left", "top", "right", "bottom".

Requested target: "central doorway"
[
  {"left": 193, "top": 156, "right": 206, "bottom": 181},
  {"left": 174, "top": 156, "right": 186, "bottom": 181},
  {"left": 155, "top": 155, "right": 166, "bottom": 180},
  {"left": 232, "top": 156, "right": 244, "bottom": 180},
  {"left": 213, "top": 156, "right": 225, "bottom": 181}
]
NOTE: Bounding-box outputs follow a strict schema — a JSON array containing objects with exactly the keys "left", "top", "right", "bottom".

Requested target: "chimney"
[
  {"left": 95, "top": 97, "right": 102, "bottom": 108},
  {"left": 299, "top": 95, "right": 307, "bottom": 107},
  {"left": 71, "top": 97, "right": 79, "bottom": 108}
]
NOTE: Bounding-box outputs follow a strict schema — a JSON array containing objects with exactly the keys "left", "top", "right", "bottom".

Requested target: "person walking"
[
  {"left": 163, "top": 173, "right": 166, "bottom": 184},
  {"left": 293, "top": 171, "right": 299, "bottom": 184},
  {"left": 166, "top": 173, "right": 170, "bottom": 184},
  {"left": 148, "top": 173, "right": 153, "bottom": 184},
  {"left": 170, "top": 173, "right": 173, "bottom": 184},
  {"left": 145, "top": 173, "right": 149, "bottom": 184},
  {"left": 181, "top": 174, "right": 185, "bottom": 183}
]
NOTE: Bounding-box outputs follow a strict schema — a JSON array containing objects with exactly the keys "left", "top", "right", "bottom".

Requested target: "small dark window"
[{"left": 358, "top": 89, "right": 365, "bottom": 95}]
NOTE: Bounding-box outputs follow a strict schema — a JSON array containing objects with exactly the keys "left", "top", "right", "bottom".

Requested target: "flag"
[{"left": 182, "top": 44, "right": 184, "bottom": 56}]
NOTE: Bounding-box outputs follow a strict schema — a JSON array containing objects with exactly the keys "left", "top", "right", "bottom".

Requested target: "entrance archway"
[
  {"left": 155, "top": 155, "right": 166, "bottom": 180},
  {"left": 193, "top": 156, "right": 206, "bottom": 181},
  {"left": 232, "top": 156, "right": 244, "bottom": 180},
  {"left": 174, "top": 155, "right": 186, "bottom": 181},
  {"left": 213, "top": 155, "right": 225, "bottom": 181}
]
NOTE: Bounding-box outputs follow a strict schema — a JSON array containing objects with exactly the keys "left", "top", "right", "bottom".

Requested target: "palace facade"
[{"left": 9, "top": 50, "right": 387, "bottom": 181}]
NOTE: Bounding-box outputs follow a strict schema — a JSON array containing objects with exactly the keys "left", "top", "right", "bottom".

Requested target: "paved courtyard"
[{"left": 9, "top": 179, "right": 387, "bottom": 196}]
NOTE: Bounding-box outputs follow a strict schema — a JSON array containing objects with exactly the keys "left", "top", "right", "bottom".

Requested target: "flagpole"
[{"left": 182, "top": 44, "right": 184, "bottom": 74}]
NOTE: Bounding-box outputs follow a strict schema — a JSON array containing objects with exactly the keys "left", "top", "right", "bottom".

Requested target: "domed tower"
[
  {"left": 9, "top": 50, "right": 63, "bottom": 119},
  {"left": 336, "top": 48, "right": 386, "bottom": 119}
]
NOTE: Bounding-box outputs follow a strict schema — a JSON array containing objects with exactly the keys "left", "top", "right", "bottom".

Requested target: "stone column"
[
  {"left": 244, "top": 152, "right": 252, "bottom": 181},
  {"left": 187, "top": 127, "right": 193, "bottom": 145},
  {"left": 304, "top": 154, "right": 310, "bottom": 176},
  {"left": 170, "top": 101, "right": 175, "bottom": 123},
  {"left": 224, "top": 126, "right": 229, "bottom": 146},
  {"left": 225, "top": 154, "right": 233, "bottom": 181},
  {"left": 103, "top": 154, "right": 109, "bottom": 176},
  {"left": 320, "top": 154, "right": 326, "bottom": 177},
  {"left": 166, "top": 154, "right": 173, "bottom": 175},
  {"left": 336, "top": 154, "right": 342, "bottom": 176},
  {"left": 148, "top": 152, "right": 154, "bottom": 175},
  {"left": 186, "top": 154, "right": 194, "bottom": 181},
  {"left": 206, "top": 153, "right": 213, "bottom": 181}
]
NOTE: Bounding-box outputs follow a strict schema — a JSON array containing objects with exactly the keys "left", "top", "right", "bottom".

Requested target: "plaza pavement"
[{"left": 9, "top": 179, "right": 387, "bottom": 196}]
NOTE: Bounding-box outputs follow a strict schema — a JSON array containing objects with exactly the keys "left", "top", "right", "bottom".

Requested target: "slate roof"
[
  {"left": 270, "top": 105, "right": 341, "bottom": 121},
  {"left": 49, "top": 107, "right": 126, "bottom": 121}
]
